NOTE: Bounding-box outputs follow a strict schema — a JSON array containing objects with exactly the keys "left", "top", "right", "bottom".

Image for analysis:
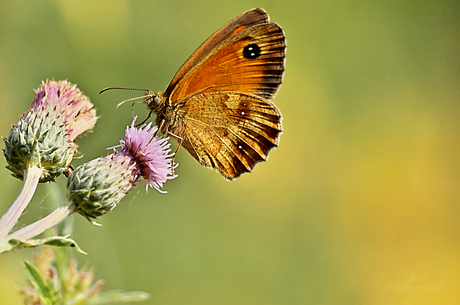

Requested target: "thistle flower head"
[
  {"left": 118, "top": 120, "right": 177, "bottom": 193},
  {"left": 3, "top": 80, "right": 97, "bottom": 182},
  {"left": 68, "top": 119, "right": 177, "bottom": 219}
]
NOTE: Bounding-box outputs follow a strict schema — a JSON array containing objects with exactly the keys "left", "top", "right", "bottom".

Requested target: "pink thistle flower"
[
  {"left": 33, "top": 80, "right": 98, "bottom": 142},
  {"left": 4, "top": 80, "right": 97, "bottom": 182},
  {"left": 116, "top": 119, "right": 177, "bottom": 193}
]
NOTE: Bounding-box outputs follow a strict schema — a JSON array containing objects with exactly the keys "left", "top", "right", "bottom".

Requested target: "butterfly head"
[{"left": 144, "top": 91, "right": 165, "bottom": 114}]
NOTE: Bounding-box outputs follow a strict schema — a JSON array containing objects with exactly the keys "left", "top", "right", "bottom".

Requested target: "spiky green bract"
[
  {"left": 67, "top": 154, "right": 138, "bottom": 220},
  {"left": 4, "top": 105, "right": 72, "bottom": 182}
]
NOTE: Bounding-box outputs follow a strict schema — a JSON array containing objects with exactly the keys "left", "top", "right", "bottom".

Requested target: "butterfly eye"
[{"left": 243, "top": 44, "right": 261, "bottom": 59}]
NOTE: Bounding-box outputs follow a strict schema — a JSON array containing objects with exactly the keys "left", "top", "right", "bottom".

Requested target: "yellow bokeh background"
[{"left": 1, "top": 0, "right": 459, "bottom": 304}]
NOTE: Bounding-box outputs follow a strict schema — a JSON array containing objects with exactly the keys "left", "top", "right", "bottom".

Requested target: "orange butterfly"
[{"left": 110, "top": 8, "right": 285, "bottom": 180}]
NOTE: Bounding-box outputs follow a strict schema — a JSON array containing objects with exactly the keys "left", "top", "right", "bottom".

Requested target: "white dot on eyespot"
[
  {"left": 238, "top": 145, "right": 242, "bottom": 149},
  {"left": 241, "top": 112, "right": 245, "bottom": 115}
]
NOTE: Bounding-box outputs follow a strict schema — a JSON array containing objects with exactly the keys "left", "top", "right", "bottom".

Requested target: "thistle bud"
[
  {"left": 3, "top": 80, "right": 97, "bottom": 182},
  {"left": 67, "top": 154, "right": 137, "bottom": 219},
  {"left": 4, "top": 106, "right": 71, "bottom": 182}
]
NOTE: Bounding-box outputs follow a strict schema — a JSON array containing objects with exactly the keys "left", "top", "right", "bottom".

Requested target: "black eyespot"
[{"left": 243, "top": 44, "right": 261, "bottom": 59}]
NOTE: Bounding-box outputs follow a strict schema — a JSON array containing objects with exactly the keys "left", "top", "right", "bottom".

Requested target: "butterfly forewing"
[
  {"left": 164, "top": 8, "right": 270, "bottom": 97},
  {"left": 167, "top": 23, "right": 285, "bottom": 103}
]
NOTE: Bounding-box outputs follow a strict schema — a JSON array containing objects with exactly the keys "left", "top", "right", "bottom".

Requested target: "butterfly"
[{"left": 109, "top": 8, "right": 285, "bottom": 180}]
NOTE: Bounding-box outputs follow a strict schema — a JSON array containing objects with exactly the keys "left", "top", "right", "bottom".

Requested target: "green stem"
[
  {"left": 6, "top": 205, "right": 74, "bottom": 242},
  {"left": 0, "top": 166, "right": 42, "bottom": 239}
]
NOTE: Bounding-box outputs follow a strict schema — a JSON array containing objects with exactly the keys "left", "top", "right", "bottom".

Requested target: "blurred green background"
[{"left": 1, "top": 0, "right": 459, "bottom": 304}]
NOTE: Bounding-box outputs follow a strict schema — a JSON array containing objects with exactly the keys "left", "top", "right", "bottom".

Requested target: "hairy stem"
[{"left": 0, "top": 167, "right": 42, "bottom": 239}]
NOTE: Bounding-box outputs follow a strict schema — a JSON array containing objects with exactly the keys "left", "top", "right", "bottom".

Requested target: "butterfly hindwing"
[{"left": 168, "top": 92, "right": 282, "bottom": 179}]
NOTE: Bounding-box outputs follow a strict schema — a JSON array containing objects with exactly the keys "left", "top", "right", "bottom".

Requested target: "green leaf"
[
  {"left": 88, "top": 290, "right": 151, "bottom": 304},
  {"left": 23, "top": 260, "right": 54, "bottom": 305},
  {"left": 8, "top": 235, "right": 87, "bottom": 254}
]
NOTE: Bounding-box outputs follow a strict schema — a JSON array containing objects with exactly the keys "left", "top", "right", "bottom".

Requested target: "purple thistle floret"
[
  {"left": 32, "top": 80, "right": 98, "bottom": 142},
  {"left": 114, "top": 119, "right": 177, "bottom": 193}
]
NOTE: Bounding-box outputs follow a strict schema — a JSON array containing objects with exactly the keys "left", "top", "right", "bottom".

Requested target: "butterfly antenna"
[
  {"left": 115, "top": 95, "right": 147, "bottom": 109},
  {"left": 99, "top": 86, "right": 149, "bottom": 94},
  {"left": 99, "top": 86, "right": 151, "bottom": 109}
]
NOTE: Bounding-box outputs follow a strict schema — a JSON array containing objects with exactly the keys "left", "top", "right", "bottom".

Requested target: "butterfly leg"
[
  {"left": 135, "top": 110, "right": 153, "bottom": 127},
  {"left": 64, "top": 165, "right": 75, "bottom": 178},
  {"left": 153, "top": 119, "right": 165, "bottom": 137},
  {"left": 167, "top": 131, "right": 183, "bottom": 176},
  {"left": 141, "top": 119, "right": 164, "bottom": 153}
]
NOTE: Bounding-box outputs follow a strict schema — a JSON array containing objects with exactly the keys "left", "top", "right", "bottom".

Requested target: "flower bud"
[
  {"left": 3, "top": 80, "right": 97, "bottom": 182},
  {"left": 4, "top": 105, "right": 72, "bottom": 182},
  {"left": 67, "top": 154, "right": 137, "bottom": 219}
]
